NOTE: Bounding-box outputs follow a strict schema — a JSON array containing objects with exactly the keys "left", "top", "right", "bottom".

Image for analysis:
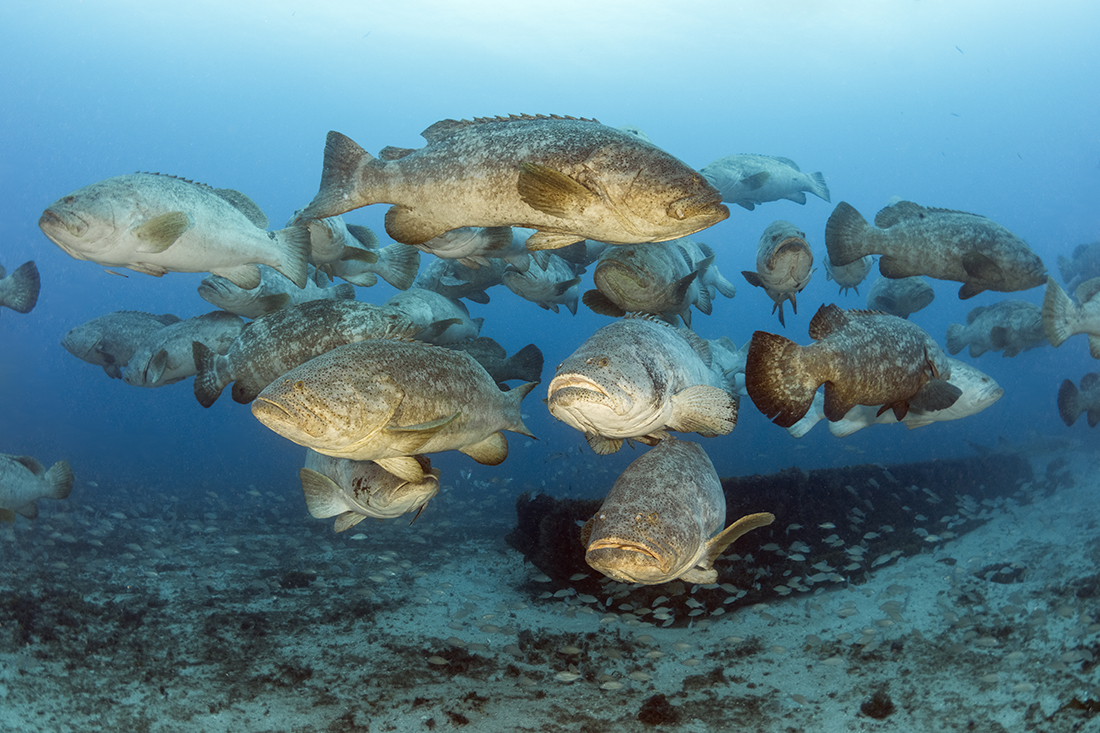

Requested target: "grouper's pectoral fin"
[
  {"left": 133, "top": 211, "right": 191, "bottom": 253},
  {"left": 585, "top": 432, "right": 622, "bottom": 455},
  {"left": 668, "top": 384, "right": 738, "bottom": 436},
  {"left": 458, "top": 431, "right": 509, "bottom": 465},
  {"left": 524, "top": 231, "right": 586, "bottom": 252},
  {"left": 374, "top": 457, "right": 429, "bottom": 483},
  {"left": 380, "top": 411, "right": 462, "bottom": 454},
  {"left": 517, "top": 162, "right": 599, "bottom": 218},
  {"left": 681, "top": 512, "right": 776, "bottom": 584}
]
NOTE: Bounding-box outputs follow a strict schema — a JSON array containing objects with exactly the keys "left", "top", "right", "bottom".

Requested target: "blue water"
[{"left": 2, "top": 0, "right": 1098, "bottom": 505}]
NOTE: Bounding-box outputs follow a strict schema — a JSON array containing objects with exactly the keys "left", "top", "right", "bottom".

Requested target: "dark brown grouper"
[
  {"left": 581, "top": 438, "right": 774, "bottom": 585},
  {"left": 1057, "top": 373, "right": 1100, "bottom": 428},
  {"left": 39, "top": 173, "right": 310, "bottom": 289},
  {"left": 746, "top": 304, "right": 962, "bottom": 428},
  {"left": 825, "top": 200, "right": 1046, "bottom": 299},
  {"left": 251, "top": 339, "right": 537, "bottom": 483},
  {"left": 295, "top": 115, "right": 729, "bottom": 251},
  {"left": 192, "top": 300, "right": 419, "bottom": 408}
]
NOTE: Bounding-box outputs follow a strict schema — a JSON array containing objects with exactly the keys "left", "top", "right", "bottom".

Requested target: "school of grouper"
[{"left": 5, "top": 113, "right": 1100, "bottom": 586}]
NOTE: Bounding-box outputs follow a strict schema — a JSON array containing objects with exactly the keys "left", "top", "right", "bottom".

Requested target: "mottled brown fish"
[
  {"left": 865, "top": 276, "right": 934, "bottom": 319},
  {"left": 295, "top": 115, "right": 728, "bottom": 251},
  {"left": 1058, "top": 373, "right": 1100, "bottom": 428},
  {"left": 946, "top": 300, "right": 1046, "bottom": 357},
  {"left": 746, "top": 304, "right": 961, "bottom": 428},
  {"left": 825, "top": 200, "right": 1046, "bottom": 299},
  {"left": 741, "top": 220, "right": 814, "bottom": 326},
  {"left": 251, "top": 339, "right": 536, "bottom": 482},
  {"left": 581, "top": 439, "right": 774, "bottom": 585},
  {"left": 192, "top": 300, "right": 418, "bottom": 407}
]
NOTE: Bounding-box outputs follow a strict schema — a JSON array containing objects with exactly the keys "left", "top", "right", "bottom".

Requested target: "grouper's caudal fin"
[
  {"left": 2, "top": 261, "right": 40, "bottom": 313},
  {"left": 1042, "top": 276, "right": 1077, "bottom": 348},
  {"left": 297, "top": 131, "right": 383, "bottom": 222},
  {"left": 504, "top": 381, "right": 539, "bottom": 439},
  {"left": 271, "top": 225, "right": 311, "bottom": 290},
  {"left": 744, "top": 330, "right": 817, "bottom": 428},
  {"left": 192, "top": 341, "right": 228, "bottom": 408},
  {"left": 824, "top": 202, "right": 873, "bottom": 268}
]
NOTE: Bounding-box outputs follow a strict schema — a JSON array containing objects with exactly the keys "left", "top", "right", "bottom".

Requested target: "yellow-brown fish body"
[
  {"left": 251, "top": 339, "right": 536, "bottom": 482},
  {"left": 584, "top": 240, "right": 701, "bottom": 325},
  {"left": 741, "top": 220, "right": 814, "bottom": 326},
  {"left": 582, "top": 439, "right": 773, "bottom": 585},
  {"left": 300, "top": 450, "right": 440, "bottom": 530},
  {"left": 746, "top": 304, "right": 961, "bottom": 428},
  {"left": 295, "top": 115, "right": 728, "bottom": 251},
  {"left": 825, "top": 200, "right": 1046, "bottom": 299}
]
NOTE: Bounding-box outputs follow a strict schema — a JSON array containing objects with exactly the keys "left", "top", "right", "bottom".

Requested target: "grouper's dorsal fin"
[
  {"left": 214, "top": 188, "right": 269, "bottom": 229},
  {"left": 807, "top": 303, "right": 849, "bottom": 339},
  {"left": 874, "top": 200, "right": 990, "bottom": 228},
  {"left": 421, "top": 115, "right": 601, "bottom": 144}
]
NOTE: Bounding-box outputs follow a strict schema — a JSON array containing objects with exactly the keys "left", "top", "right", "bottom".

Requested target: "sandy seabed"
[{"left": 2, "top": 447, "right": 1099, "bottom": 733}]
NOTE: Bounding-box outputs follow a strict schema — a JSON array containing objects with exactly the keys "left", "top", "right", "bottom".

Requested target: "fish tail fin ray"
[
  {"left": 43, "top": 461, "right": 74, "bottom": 501},
  {"left": 1042, "top": 276, "right": 1077, "bottom": 347},
  {"left": 1057, "top": 379, "right": 1081, "bottom": 426},
  {"left": 824, "top": 202, "right": 872, "bottom": 267},
  {"left": 944, "top": 323, "right": 966, "bottom": 355},
  {"left": 808, "top": 172, "right": 830, "bottom": 203},
  {"left": 271, "top": 225, "right": 311, "bottom": 289},
  {"left": 3, "top": 261, "right": 40, "bottom": 313},
  {"left": 298, "top": 131, "right": 379, "bottom": 220},
  {"left": 192, "top": 341, "right": 228, "bottom": 408},
  {"left": 299, "top": 467, "right": 356, "bottom": 519},
  {"left": 503, "top": 381, "right": 538, "bottom": 438},
  {"left": 375, "top": 244, "right": 420, "bottom": 290},
  {"left": 507, "top": 344, "right": 544, "bottom": 384},
  {"left": 745, "top": 330, "right": 818, "bottom": 428}
]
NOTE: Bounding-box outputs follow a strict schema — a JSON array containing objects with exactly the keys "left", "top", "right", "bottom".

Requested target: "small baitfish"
[{"left": 581, "top": 438, "right": 774, "bottom": 585}]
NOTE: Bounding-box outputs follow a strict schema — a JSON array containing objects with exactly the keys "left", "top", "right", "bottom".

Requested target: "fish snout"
[
  {"left": 38, "top": 207, "right": 87, "bottom": 240},
  {"left": 585, "top": 541, "right": 673, "bottom": 585},
  {"left": 667, "top": 189, "right": 728, "bottom": 222}
]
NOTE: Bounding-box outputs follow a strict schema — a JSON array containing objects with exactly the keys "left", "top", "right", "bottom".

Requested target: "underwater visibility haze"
[{"left": 2, "top": 2, "right": 1100, "bottom": 731}]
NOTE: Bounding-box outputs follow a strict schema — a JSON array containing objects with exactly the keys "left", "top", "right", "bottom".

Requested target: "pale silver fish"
[
  {"left": 300, "top": 450, "right": 440, "bottom": 530},
  {"left": 414, "top": 226, "right": 530, "bottom": 272},
  {"left": 0, "top": 261, "right": 40, "bottom": 314},
  {"left": 251, "top": 339, "right": 537, "bottom": 482},
  {"left": 414, "top": 257, "right": 507, "bottom": 304},
  {"left": 0, "top": 454, "right": 74, "bottom": 521},
  {"left": 547, "top": 316, "right": 738, "bottom": 454},
  {"left": 294, "top": 115, "right": 728, "bottom": 251},
  {"left": 198, "top": 265, "right": 355, "bottom": 319},
  {"left": 823, "top": 253, "right": 874, "bottom": 295},
  {"left": 581, "top": 439, "right": 774, "bottom": 585},
  {"left": 826, "top": 358, "right": 1003, "bottom": 436},
  {"left": 39, "top": 173, "right": 310, "bottom": 289},
  {"left": 501, "top": 252, "right": 582, "bottom": 314},
  {"left": 825, "top": 200, "right": 1047, "bottom": 299},
  {"left": 865, "top": 276, "right": 934, "bottom": 319},
  {"left": 61, "top": 311, "right": 182, "bottom": 379},
  {"left": 123, "top": 311, "right": 244, "bottom": 388},
  {"left": 1058, "top": 373, "right": 1100, "bottom": 428},
  {"left": 741, "top": 220, "right": 814, "bottom": 326},
  {"left": 700, "top": 154, "right": 830, "bottom": 211},
  {"left": 192, "top": 299, "right": 417, "bottom": 407},
  {"left": 747, "top": 304, "right": 960, "bottom": 428},
  {"left": 1043, "top": 276, "right": 1100, "bottom": 358},
  {"left": 946, "top": 300, "right": 1046, "bottom": 357},
  {"left": 385, "top": 288, "right": 483, "bottom": 344}
]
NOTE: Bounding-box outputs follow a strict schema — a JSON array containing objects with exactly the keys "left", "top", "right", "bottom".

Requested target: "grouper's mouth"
[
  {"left": 38, "top": 208, "right": 88, "bottom": 239},
  {"left": 547, "top": 374, "right": 631, "bottom": 414},
  {"left": 251, "top": 397, "right": 328, "bottom": 439}
]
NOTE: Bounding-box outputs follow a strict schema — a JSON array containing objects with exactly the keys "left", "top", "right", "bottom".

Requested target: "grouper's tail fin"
[
  {"left": 192, "top": 341, "right": 229, "bottom": 408},
  {"left": 1042, "top": 276, "right": 1077, "bottom": 348},
  {"left": 375, "top": 244, "right": 421, "bottom": 291},
  {"left": 44, "top": 460, "right": 74, "bottom": 501},
  {"left": 808, "top": 172, "right": 830, "bottom": 203},
  {"left": 505, "top": 344, "right": 544, "bottom": 384},
  {"left": 745, "top": 330, "right": 818, "bottom": 428},
  {"left": 297, "top": 131, "right": 381, "bottom": 222},
  {"left": 824, "top": 202, "right": 872, "bottom": 268},
  {"left": 504, "top": 381, "right": 538, "bottom": 439},
  {"left": 2, "top": 261, "right": 40, "bottom": 313}
]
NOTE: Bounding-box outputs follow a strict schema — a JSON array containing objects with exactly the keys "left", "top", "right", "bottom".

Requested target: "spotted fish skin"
[
  {"left": 295, "top": 115, "right": 728, "bottom": 251},
  {"left": 192, "top": 300, "right": 418, "bottom": 408},
  {"left": 251, "top": 339, "right": 536, "bottom": 481},
  {"left": 547, "top": 316, "right": 738, "bottom": 454},
  {"left": 825, "top": 200, "right": 1046, "bottom": 299},
  {"left": 746, "top": 304, "right": 961, "bottom": 428},
  {"left": 582, "top": 439, "right": 773, "bottom": 585}
]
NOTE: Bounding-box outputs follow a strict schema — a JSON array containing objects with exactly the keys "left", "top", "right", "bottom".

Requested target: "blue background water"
[{"left": 2, "top": 1, "right": 1097, "bottom": 507}]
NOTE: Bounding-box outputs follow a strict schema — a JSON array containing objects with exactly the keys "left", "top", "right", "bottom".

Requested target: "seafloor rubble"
[{"left": 0, "top": 450, "right": 1097, "bottom": 733}]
